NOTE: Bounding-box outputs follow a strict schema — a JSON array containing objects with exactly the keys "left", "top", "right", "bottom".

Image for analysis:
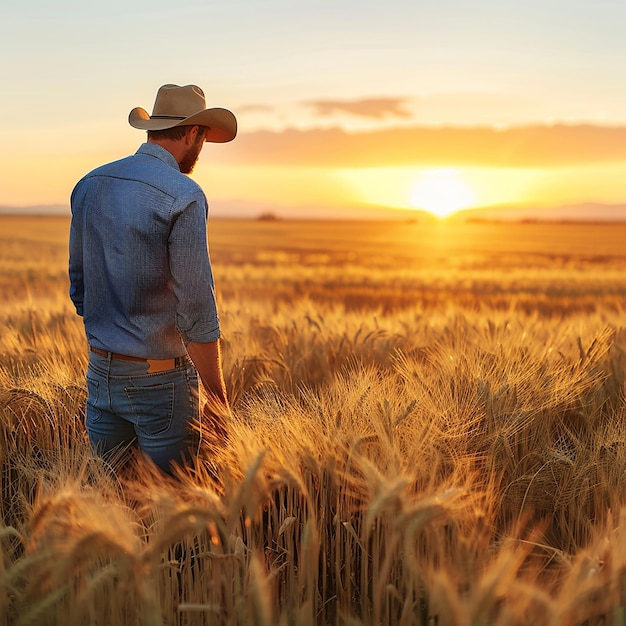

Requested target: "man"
[{"left": 69, "top": 84, "right": 236, "bottom": 474}]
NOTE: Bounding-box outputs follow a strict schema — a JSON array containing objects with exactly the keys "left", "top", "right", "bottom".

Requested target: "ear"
[{"left": 184, "top": 125, "right": 200, "bottom": 145}]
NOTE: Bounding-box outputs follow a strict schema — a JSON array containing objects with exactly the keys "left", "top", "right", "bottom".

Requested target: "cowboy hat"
[{"left": 129, "top": 84, "right": 237, "bottom": 143}]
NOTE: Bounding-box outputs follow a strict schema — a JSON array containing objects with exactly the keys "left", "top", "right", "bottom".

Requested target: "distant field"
[
  {"left": 2, "top": 215, "right": 626, "bottom": 625},
  {"left": 5, "top": 214, "right": 626, "bottom": 319},
  {"left": 207, "top": 217, "right": 626, "bottom": 315}
]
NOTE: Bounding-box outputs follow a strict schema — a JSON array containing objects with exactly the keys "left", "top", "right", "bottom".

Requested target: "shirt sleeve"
[
  {"left": 168, "top": 193, "right": 221, "bottom": 344},
  {"left": 68, "top": 184, "right": 85, "bottom": 316}
]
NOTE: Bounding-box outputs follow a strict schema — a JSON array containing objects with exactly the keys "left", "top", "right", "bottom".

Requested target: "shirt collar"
[{"left": 136, "top": 143, "right": 180, "bottom": 171}]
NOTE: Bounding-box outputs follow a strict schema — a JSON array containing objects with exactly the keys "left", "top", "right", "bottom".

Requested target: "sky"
[{"left": 2, "top": 0, "right": 626, "bottom": 219}]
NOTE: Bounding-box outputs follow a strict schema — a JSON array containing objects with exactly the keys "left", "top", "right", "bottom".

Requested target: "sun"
[{"left": 409, "top": 169, "right": 477, "bottom": 218}]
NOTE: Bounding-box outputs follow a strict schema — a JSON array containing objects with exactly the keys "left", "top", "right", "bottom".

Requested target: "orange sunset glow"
[{"left": 2, "top": 2, "right": 626, "bottom": 221}]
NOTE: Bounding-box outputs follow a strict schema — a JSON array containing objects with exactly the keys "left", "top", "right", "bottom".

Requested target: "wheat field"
[{"left": 2, "top": 214, "right": 626, "bottom": 625}]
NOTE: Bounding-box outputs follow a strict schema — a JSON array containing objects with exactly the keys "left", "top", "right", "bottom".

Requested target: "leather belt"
[{"left": 89, "top": 346, "right": 188, "bottom": 372}]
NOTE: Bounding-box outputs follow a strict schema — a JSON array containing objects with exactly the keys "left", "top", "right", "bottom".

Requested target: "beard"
[{"left": 179, "top": 139, "right": 204, "bottom": 174}]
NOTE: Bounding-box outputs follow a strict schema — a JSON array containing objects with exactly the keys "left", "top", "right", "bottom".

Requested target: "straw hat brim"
[{"left": 128, "top": 106, "right": 237, "bottom": 143}]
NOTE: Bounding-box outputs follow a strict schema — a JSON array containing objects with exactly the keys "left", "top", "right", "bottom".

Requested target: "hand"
[{"left": 201, "top": 396, "right": 230, "bottom": 448}]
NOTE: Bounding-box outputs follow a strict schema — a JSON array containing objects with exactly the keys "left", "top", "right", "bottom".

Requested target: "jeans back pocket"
[
  {"left": 125, "top": 382, "right": 175, "bottom": 436},
  {"left": 86, "top": 376, "right": 102, "bottom": 423}
]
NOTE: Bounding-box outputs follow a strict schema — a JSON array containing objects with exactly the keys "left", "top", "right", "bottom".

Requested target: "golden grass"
[{"left": 2, "top": 215, "right": 626, "bottom": 625}]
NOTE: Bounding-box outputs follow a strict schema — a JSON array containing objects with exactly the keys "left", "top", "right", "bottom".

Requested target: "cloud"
[
  {"left": 303, "top": 97, "right": 413, "bottom": 119},
  {"left": 220, "top": 123, "right": 626, "bottom": 168},
  {"left": 236, "top": 103, "right": 275, "bottom": 114}
]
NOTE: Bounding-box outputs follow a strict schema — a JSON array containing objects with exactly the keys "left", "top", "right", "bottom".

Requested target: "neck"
[{"left": 147, "top": 138, "right": 187, "bottom": 167}]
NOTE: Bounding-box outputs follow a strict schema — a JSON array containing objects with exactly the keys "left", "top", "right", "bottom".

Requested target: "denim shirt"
[{"left": 69, "top": 143, "right": 220, "bottom": 359}]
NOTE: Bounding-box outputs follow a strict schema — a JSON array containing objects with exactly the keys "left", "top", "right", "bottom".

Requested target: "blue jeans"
[{"left": 85, "top": 351, "right": 199, "bottom": 474}]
